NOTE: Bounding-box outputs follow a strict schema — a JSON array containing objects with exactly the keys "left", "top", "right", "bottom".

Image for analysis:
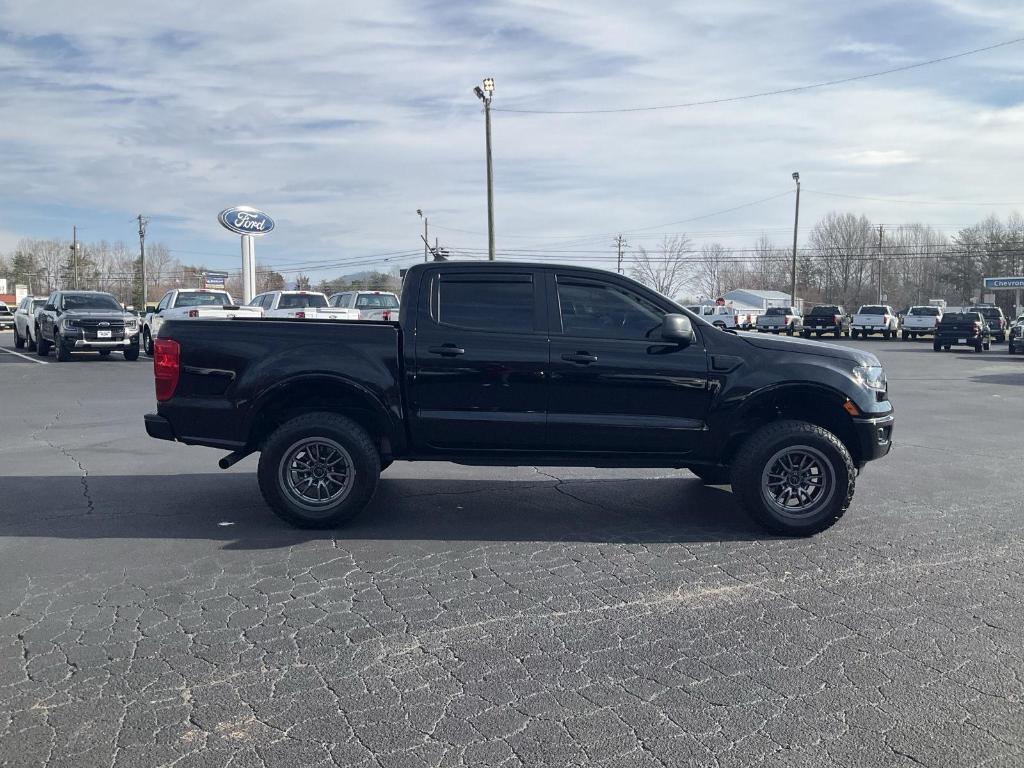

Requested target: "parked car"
[
  {"left": 36, "top": 290, "right": 141, "bottom": 361},
  {"left": 250, "top": 291, "right": 359, "bottom": 320},
  {"left": 1008, "top": 315, "right": 1024, "bottom": 354},
  {"left": 801, "top": 305, "right": 849, "bottom": 338},
  {"left": 933, "top": 311, "right": 990, "bottom": 353},
  {"left": 142, "top": 288, "right": 261, "bottom": 355},
  {"left": 686, "top": 304, "right": 759, "bottom": 331},
  {"left": 144, "top": 262, "right": 894, "bottom": 536},
  {"left": 0, "top": 301, "right": 13, "bottom": 331},
  {"left": 755, "top": 306, "right": 802, "bottom": 335},
  {"left": 328, "top": 290, "right": 401, "bottom": 321},
  {"left": 901, "top": 305, "right": 943, "bottom": 339},
  {"left": 851, "top": 305, "right": 899, "bottom": 340},
  {"left": 969, "top": 305, "right": 1008, "bottom": 343},
  {"left": 12, "top": 295, "right": 48, "bottom": 349}
]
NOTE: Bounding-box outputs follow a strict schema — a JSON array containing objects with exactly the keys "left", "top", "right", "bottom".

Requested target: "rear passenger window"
[{"left": 437, "top": 275, "right": 534, "bottom": 332}]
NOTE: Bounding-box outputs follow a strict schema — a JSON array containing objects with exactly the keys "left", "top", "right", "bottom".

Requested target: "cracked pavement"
[{"left": 1, "top": 335, "right": 1022, "bottom": 767}]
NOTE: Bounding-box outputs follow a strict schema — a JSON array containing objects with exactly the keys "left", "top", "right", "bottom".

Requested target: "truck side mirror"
[
  {"left": 662, "top": 314, "right": 695, "bottom": 345},
  {"left": 145, "top": 304, "right": 157, "bottom": 314}
]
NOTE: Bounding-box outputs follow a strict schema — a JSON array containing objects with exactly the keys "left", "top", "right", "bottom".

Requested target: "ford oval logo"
[{"left": 218, "top": 206, "right": 275, "bottom": 236}]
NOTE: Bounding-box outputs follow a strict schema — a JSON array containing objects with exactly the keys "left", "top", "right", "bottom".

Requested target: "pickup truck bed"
[{"left": 146, "top": 262, "right": 894, "bottom": 536}]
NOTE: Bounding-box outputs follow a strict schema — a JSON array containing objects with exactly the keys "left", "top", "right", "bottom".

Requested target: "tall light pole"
[
  {"left": 790, "top": 172, "right": 800, "bottom": 308},
  {"left": 417, "top": 209, "right": 428, "bottom": 262},
  {"left": 138, "top": 214, "right": 148, "bottom": 309},
  {"left": 70, "top": 226, "right": 80, "bottom": 289},
  {"left": 474, "top": 77, "right": 496, "bottom": 260}
]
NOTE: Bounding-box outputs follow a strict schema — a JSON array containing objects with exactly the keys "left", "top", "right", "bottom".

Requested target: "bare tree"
[
  {"left": 630, "top": 235, "right": 692, "bottom": 299},
  {"left": 694, "top": 243, "right": 730, "bottom": 299}
]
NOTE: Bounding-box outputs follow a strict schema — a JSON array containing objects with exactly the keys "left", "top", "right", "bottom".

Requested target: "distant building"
[{"left": 723, "top": 289, "right": 797, "bottom": 311}]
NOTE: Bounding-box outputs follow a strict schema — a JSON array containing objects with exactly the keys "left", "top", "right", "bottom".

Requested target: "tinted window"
[
  {"left": 278, "top": 293, "right": 328, "bottom": 309},
  {"left": 248, "top": 295, "right": 263, "bottom": 307},
  {"left": 909, "top": 307, "right": 940, "bottom": 316},
  {"left": 765, "top": 307, "right": 790, "bottom": 316},
  {"left": 809, "top": 306, "right": 840, "bottom": 315},
  {"left": 557, "top": 280, "right": 664, "bottom": 340},
  {"left": 355, "top": 293, "right": 399, "bottom": 309},
  {"left": 329, "top": 293, "right": 352, "bottom": 308},
  {"left": 175, "top": 292, "right": 231, "bottom": 308},
  {"left": 859, "top": 306, "right": 887, "bottom": 314},
  {"left": 437, "top": 276, "right": 534, "bottom": 332},
  {"left": 61, "top": 293, "right": 121, "bottom": 311},
  {"left": 972, "top": 307, "right": 1002, "bottom": 319},
  {"left": 942, "top": 313, "right": 980, "bottom": 323}
]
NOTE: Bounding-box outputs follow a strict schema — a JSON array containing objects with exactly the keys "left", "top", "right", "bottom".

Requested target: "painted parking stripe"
[{"left": 0, "top": 346, "right": 48, "bottom": 364}]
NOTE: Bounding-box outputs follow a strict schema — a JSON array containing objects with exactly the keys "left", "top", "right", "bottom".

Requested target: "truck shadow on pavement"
[{"left": 0, "top": 472, "right": 773, "bottom": 548}]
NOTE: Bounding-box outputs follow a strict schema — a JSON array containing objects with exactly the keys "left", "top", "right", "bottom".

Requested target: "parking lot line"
[{"left": 0, "top": 346, "right": 48, "bottom": 364}]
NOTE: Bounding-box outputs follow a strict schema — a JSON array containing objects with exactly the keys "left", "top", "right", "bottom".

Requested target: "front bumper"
[
  {"left": 144, "top": 413, "right": 176, "bottom": 441},
  {"left": 72, "top": 338, "right": 139, "bottom": 349},
  {"left": 851, "top": 411, "right": 894, "bottom": 463}
]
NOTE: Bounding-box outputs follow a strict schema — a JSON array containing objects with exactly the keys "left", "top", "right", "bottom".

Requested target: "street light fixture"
[
  {"left": 790, "top": 172, "right": 801, "bottom": 309},
  {"left": 417, "top": 209, "right": 428, "bottom": 262},
  {"left": 474, "top": 77, "right": 496, "bottom": 260}
]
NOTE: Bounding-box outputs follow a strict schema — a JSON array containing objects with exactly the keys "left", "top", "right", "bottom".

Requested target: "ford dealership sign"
[{"left": 218, "top": 206, "right": 275, "bottom": 236}]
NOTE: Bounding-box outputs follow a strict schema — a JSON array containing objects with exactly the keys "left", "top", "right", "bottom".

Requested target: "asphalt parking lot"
[{"left": 1, "top": 331, "right": 1022, "bottom": 768}]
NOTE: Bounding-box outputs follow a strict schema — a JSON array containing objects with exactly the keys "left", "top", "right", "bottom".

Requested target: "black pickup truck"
[
  {"left": 933, "top": 311, "right": 991, "bottom": 352},
  {"left": 145, "top": 262, "right": 894, "bottom": 535},
  {"left": 801, "top": 305, "right": 850, "bottom": 338}
]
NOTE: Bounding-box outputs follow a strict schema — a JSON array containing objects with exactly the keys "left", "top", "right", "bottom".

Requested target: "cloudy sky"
[{"left": 1, "top": 0, "right": 1022, "bottom": 280}]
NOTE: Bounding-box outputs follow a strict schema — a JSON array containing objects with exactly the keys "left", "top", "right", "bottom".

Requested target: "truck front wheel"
[
  {"left": 258, "top": 412, "right": 381, "bottom": 529},
  {"left": 730, "top": 420, "right": 855, "bottom": 536}
]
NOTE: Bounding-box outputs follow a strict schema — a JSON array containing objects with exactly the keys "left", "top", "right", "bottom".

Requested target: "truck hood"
[{"left": 741, "top": 332, "right": 878, "bottom": 365}]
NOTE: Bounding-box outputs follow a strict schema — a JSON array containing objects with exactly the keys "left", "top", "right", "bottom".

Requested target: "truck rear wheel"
[
  {"left": 258, "top": 412, "right": 380, "bottom": 529},
  {"left": 730, "top": 420, "right": 854, "bottom": 536},
  {"left": 36, "top": 329, "right": 50, "bottom": 357}
]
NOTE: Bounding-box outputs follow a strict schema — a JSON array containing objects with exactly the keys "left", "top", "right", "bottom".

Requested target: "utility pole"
[
  {"left": 790, "top": 172, "right": 800, "bottom": 309},
  {"left": 474, "top": 78, "right": 496, "bottom": 260},
  {"left": 877, "top": 224, "right": 884, "bottom": 303},
  {"left": 72, "top": 225, "right": 79, "bottom": 289},
  {"left": 615, "top": 235, "right": 627, "bottom": 274},
  {"left": 137, "top": 214, "right": 148, "bottom": 309},
  {"left": 417, "top": 210, "right": 429, "bottom": 262}
]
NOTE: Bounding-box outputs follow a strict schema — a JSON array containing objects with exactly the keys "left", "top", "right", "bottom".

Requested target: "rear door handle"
[
  {"left": 428, "top": 344, "right": 465, "bottom": 357},
  {"left": 561, "top": 352, "right": 598, "bottom": 364}
]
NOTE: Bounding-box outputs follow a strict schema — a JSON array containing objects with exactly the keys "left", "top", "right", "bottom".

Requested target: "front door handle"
[
  {"left": 561, "top": 351, "right": 598, "bottom": 364},
  {"left": 428, "top": 344, "right": 466, "bottom": 357}
]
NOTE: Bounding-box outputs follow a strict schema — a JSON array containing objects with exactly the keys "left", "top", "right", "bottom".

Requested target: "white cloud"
[{"left": 0, "top": 1, "right": 1021, "bottom": 277}]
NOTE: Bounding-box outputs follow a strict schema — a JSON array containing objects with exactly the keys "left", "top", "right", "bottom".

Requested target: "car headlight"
[
  {"left": 62, "top": 318, "right": 80, "bottom": 328},
  {"left": 124, "top": 318, "right": 137, "bottom": 329},
  {"left": 853, "top": 364, "right": 886, "bottom": 391}
]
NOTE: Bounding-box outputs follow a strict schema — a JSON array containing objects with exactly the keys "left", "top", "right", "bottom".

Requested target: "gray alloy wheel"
[
  {"left": 277, "top": 437, "right": 356, "bottom": 515},
  {"left": 143, "top": 328, "right": 153, "bottom": 356},
  {"left": 760, "top": 445, "right": 836, "bottom": 519}
]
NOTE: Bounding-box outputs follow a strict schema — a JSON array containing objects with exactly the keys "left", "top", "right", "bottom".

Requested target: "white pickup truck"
[
  {"left": 851, "top": 305, "right": 899, "bottom": 340},
  {"left": 250, "top": 290, "right": 359, "bottom": 320},
  {"left": 901, "top": 305, "right": 942, "bottom": 339},
  {"left": 143, "top": 289, "right": 261, "bottom": 355},
  {"left": 328, "top": 290, "right": 401, "bottom": 321},
  {"left": 755, "top": 306, "right": 802, "bottom": 335}
]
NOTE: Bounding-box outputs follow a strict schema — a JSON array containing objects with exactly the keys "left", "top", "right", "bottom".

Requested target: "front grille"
[{"left": 75, "top": 319, "right": 126, "bottom": 341}]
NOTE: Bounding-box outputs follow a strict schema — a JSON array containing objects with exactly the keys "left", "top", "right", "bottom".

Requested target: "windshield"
[
  {"left": 278, "top": 293, "right": 328, "bottom": 309},
  {"left": 61, "top": 293, "right": 122, "bottom": 311},
  {"left": 765, "top": 307, "right": 790, "bottom": 316},
  {"left": 809, "top": 306, "right": 840, "bottom": 315},
  {"left": 355, "top": 293, "right": 399, "bottom": 309},
  {"left": 971, "top": 307, "right": 1002, "bottom": 319},
  {"left": 909, "top": 307, "right": 940, "bottom": 316},
  {"left": 859, "top": 306, "right": 887, "bottom": 314},
  {"left": 175, "top": 291, "right": 231, "bottom": 308},
  {"left": 942, "top": 313, "right": 980, "bottom": 323},
  {"left": 31, "top": 299, "right": 47, "bottom": 312},
  {"left": 0, "top": 304, "right": 11, "bottom": 315}
]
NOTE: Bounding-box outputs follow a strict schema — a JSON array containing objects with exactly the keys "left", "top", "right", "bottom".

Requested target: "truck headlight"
[{"left": 853, "top": 364, "right": 886, "bottom": 391}]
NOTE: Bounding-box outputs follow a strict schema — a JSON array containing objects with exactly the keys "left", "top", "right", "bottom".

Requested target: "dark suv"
[{"left": 36, "top": 291, "right": 141, "bottom": 361}]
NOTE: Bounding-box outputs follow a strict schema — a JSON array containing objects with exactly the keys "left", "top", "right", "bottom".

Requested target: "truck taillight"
[
  {"left": 295, "top": 311, "right": 306, "bottom": 319},
  {"left": 382, "top": 310, "right": 391, "bottom": 321},
  {"left": 973, "top": 322, "right": 982, "bottom": 332},
  {"left": 833, "top": 315, "right": 841, "bottom": 324},
  {"left": 154, "top": 339, "right": 180, "bottom": 402},
  {"left": 188, "top": 309, "right": 199, "bottom": 318}
]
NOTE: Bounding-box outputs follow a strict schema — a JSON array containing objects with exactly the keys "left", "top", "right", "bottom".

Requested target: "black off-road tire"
[
  {"left": 98, "top": 350, "right": 111, "bottom": 357},
  {"left": 943, "top": 344, "right": 950, "bottom": 351},
  {"left": 123, "top": 343, "right": 140, "bottom": 361},
  {"left": 36, "top": 329, "right": 50, "bottom": 357},
  {"left": 689, "top": 465, "right": 731, "bottom": 485},
  {"left": 983, "top": 341, "right": 991, "bottom": 351},
  {"left": 901, "top": 331, "right": 908, "bottom": 340},
  {"left": 786, "top": 325, "right": 794, "bottom": 337},
  {"left": 730, "top": 420, "right": 855, "bottom": 536},
  {"left": 258, "top": 412, "right": 381, "bottom": 529},
  {"left": 974, "top": 340, "right": 984, "bottom": 353},
  {"left": 801, "top": 330, "right": 810, "bottom": 339},
  {"left": 143, "top": 329, "right": 153, "bottom": 356},
  {"left": 13, "top": 326, "right": 25, "bottom": 348},
  {"left": 933, "top": 340, "right": 941, "bottom": 351},
  {"left": 55, "top": 334, "right": 72, "bottom": 362}
]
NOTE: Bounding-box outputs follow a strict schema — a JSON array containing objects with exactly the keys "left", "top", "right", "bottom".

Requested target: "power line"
[
  {"left": 806, "top": 189, "right": 1024, "bottom": 206},
  {"left": 495, "top": 36, "right": 1024, "bottom": 115}
]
